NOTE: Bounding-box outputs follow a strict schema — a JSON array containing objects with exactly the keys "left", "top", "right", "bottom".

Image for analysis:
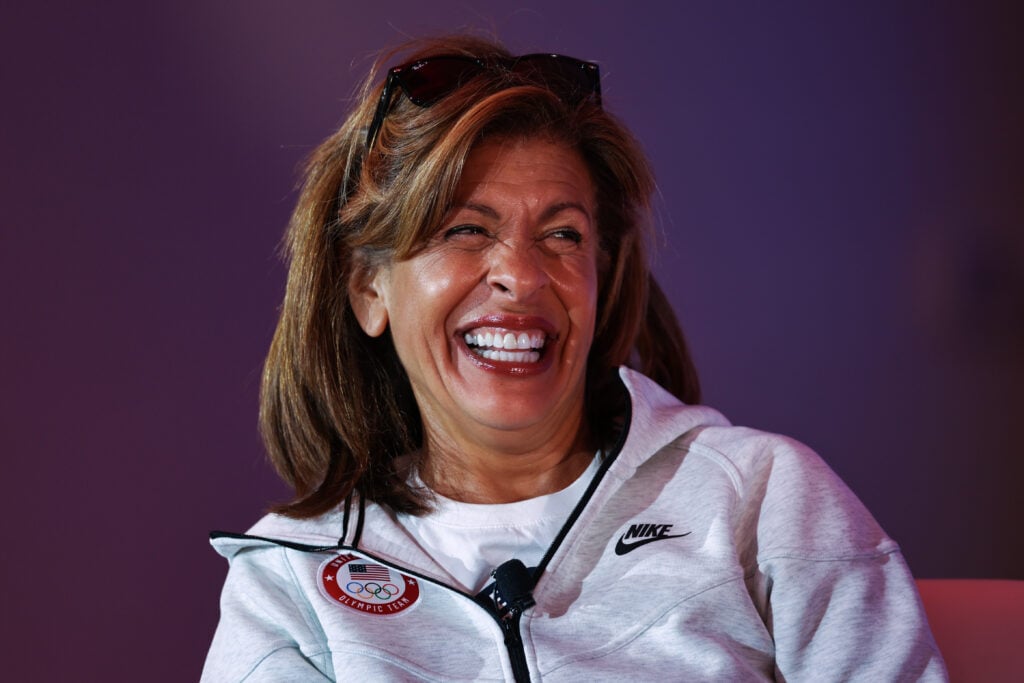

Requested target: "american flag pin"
[{"left": 317, "top": 553, "right": 421, "bottom": 616}]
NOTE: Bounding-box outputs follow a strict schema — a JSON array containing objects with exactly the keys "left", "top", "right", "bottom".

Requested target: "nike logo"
[{"left": 614, "top": 523, "right": 690, "bottom": 555}]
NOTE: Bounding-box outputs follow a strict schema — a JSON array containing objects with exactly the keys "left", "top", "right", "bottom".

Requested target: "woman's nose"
[{"left": 486, "top": 240, "right": 549, "bottom": 301}]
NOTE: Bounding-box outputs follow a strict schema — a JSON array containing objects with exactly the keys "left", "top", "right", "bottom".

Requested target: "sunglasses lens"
[
  {"left": 512, "top": 56, "right": 599, "bottom": 104},
  {"left": 398, "top": 58, "right": 483, "bottom": 106}
]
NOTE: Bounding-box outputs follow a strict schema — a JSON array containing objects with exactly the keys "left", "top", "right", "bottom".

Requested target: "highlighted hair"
[{"left": 260, "top": 35, "right": 700, "bottom": 517}]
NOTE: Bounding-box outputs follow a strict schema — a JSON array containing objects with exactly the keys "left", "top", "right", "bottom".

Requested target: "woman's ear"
[{"left": 348, "top": 260, "right": 389, "bottom": 337}]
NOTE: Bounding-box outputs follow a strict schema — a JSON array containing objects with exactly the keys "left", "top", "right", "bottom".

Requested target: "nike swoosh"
[{"left": 614, "top": 532, "right": 691, "bottom": 556}]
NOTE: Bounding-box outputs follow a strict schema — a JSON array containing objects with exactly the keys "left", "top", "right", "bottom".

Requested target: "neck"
[{"left": 418, "top": 420, "right": 594, "bottom": 504}]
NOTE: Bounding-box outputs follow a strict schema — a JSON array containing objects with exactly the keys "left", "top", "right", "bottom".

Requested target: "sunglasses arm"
[{"left": 365, "top": 72, "right": 399, "bottom": 149}]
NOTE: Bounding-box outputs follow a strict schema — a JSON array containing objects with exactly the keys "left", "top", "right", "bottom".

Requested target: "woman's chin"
[{"left": 443, "top": 370, "right": 584, "bottom": 439}]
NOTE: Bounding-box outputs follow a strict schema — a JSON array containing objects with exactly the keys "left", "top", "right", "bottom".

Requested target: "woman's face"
[{"left": 352, "top": 137, "right": 600, "bottom": 452}]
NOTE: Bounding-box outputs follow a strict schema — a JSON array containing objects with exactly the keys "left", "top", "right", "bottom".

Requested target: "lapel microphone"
[{"left": 492, "top": 559, "right": 536, "bottom": 618}]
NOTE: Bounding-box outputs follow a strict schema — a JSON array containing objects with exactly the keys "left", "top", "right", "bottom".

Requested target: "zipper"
[
  {"left": 490, "top": 558, "right": 536, "bottom": 682},
  {"left": 499, "top": 609, "right": 531, "bottom": 683}
]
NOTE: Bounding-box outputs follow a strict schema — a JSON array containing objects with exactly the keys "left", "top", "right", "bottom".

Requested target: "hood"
[{"left": 613, "top": 366, "right": 730, "bottom": 476}]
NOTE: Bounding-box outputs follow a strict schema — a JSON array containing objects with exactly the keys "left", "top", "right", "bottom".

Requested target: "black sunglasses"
[{"left": 365, "top": 53, "right": 602, "bottom": 149}]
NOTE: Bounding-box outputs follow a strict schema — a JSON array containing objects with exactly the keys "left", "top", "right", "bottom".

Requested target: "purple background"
[{"left": 2, "top": 2, "right": 1021, "bottom": 680}]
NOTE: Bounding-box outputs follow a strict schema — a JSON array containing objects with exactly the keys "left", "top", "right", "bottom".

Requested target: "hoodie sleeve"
[
  {"left": 730, "top": 432, "right": 948, "bottom": 681},
  {"left": 761, "top": 552, "right": 946, "bottom": 681},
  {"left": 201, "top": 544, "right": 334, "bottom": 682}
]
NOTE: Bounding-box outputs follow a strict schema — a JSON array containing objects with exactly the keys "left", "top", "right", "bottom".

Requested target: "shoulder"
[
  {"left": 203, "top": 514, "right": 339, "bottom": 681},
  {"left": 618, "top": 368, "right": 894, "bottom": 561},
  {"left": 210, "top": 508, "right": 346, "bottom": 561},
  {"left": 618, "top": 367, "right": 834, "bottom": 492},
  {"left": 687, "top": 423, "right": 839, "bottom": 491},
  {"left": 688, "top": 425, "right": 896, "bottom": 562}
]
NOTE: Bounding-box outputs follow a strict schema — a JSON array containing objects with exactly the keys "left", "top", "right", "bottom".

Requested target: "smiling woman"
[
  {"left": 202, "top": 34, "right": 947, "bottom": 682},
  {"left": 254, "top": 38, "right": 692, "bottom": 521}
]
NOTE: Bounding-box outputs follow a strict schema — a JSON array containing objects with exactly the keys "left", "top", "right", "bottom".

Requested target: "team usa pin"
[{"left": 318, "top": 553, "right": 420, "bottom": 615}]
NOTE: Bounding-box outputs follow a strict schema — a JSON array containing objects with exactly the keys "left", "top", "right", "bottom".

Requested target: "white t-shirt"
[{"left": 397, "top": 455, "right": 601, "bottom": 593}]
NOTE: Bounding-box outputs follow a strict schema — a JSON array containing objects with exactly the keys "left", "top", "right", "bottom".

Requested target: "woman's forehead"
[{"left": 451, "top": 138, "right": 596, "bottom": 214}]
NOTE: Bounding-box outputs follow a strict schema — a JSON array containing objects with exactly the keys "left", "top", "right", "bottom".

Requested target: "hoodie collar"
[{"left": 211, "top": 368, "right": 729, "bottom": 575}]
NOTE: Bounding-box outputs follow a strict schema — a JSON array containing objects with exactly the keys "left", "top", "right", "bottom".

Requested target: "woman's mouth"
[{"left": 462, "top": 327, "right": 547, "bottom": 364}]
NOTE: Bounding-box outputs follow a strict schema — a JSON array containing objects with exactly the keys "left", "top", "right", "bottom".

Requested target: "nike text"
[{"left": 614, "top": 523, "right": 691, "bottom": 555}]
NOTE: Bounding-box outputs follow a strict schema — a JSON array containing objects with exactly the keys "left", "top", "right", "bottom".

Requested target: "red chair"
[{"left": 916, "top": 579, "right": 1024, "bottom": 682}]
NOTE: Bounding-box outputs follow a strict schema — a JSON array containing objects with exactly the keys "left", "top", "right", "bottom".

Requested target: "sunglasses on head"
[{"left": 365, "top": 53, "right": 602, "bottom": 149}]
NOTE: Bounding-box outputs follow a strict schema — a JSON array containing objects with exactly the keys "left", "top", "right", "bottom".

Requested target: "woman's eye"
[
  {"left": 443, "top": 225, "right": 489, "bottom": 240},
  {"left": 554, "top": 228, "right": 583, "bottom": 243},
  {"left": 544, "top": 228, "right": 584, "bottom": 248}
]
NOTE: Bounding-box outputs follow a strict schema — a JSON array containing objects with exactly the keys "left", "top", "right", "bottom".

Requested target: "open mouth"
[{"left": 462, "top": 327, "right": 547, "bottom": 364}]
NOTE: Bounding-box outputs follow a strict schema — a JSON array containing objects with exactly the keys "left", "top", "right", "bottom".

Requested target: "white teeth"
[
  {"left": 478, "top": 349, "right": 541, "bottom": 363},
  {"left": 464, "top": 330, "right": 545, "bottom": 350},
  {"left": 463, "top": 327, "right": 547, "bottom": 363}
]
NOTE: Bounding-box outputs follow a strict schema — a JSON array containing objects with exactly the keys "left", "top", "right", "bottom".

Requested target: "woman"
[{"left": 203, "top": 35, "right": 946, "bottom": 681}]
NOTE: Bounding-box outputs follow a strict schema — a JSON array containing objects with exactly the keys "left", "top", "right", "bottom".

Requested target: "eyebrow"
[{"left": 455, "top": 201, "right": 594, "bottom": 222}]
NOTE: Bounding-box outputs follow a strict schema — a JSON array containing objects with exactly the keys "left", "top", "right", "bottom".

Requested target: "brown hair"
[{"left": 260, "top": 35, "right": 700, "bottom": 517}]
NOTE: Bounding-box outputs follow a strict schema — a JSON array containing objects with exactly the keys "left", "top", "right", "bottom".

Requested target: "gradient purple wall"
[{"left": 2, "top": 2, "right": 1021, "bottom": 680}]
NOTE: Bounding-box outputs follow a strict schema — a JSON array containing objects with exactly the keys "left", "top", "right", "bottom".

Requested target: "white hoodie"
[{"left": 202, "top": 368, "right": 947, "bottom": 681}]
